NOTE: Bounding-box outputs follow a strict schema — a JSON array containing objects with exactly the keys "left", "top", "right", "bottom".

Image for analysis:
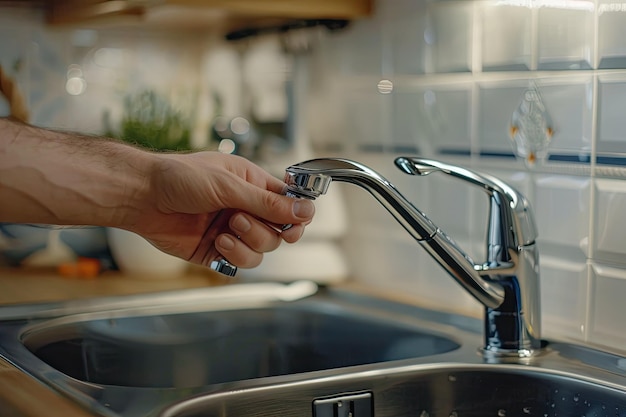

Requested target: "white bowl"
[{"left": 106, "top": 228, "right": 188, "bottom": 278}]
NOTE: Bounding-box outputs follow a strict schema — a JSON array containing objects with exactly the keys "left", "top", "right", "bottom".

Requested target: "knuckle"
[{"left": 262, "top": 192, "right": 284, "bottom": 215}]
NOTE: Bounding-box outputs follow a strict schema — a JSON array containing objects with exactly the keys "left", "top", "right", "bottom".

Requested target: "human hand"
[{"left": 126, "top": 151, "right": 315, "bottom": 269}]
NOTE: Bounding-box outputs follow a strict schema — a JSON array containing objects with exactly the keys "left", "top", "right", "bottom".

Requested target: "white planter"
[{"left": 106, "top": 228, "right": 188, "bottom": 278}]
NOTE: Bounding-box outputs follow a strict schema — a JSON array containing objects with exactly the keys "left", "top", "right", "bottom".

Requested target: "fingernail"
[
  {"left": 293, "top": 199, "right": 315, "bottom": 218},
  {"left": 217, "top": 234, "right": 236, "bottom": 250},
  {"left": 231, "top": 214, "right": 251, "bottom": 234}
]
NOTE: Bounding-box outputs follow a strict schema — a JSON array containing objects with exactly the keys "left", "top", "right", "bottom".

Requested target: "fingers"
[
  {"left": 214, "top": 234, "right": 263, "bottom": 268},
  {"left": 196, "top": 152, "right": 316, "bottom": 229},
  {"left": 225, "top": 182, "right": 316, "bottom": 226},
  {"left": 229, "top": 212, "right": 282, "bottom": 253},
  {"left": 213, "top": 211, "right": 307, "bottom": 268}
]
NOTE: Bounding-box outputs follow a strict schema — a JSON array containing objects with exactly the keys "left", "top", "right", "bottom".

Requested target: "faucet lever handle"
[{"left": 394, "top": 157, "right": 537, "bottom": 248}]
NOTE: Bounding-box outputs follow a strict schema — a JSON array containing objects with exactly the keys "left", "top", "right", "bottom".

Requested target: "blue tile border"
[
  {"left": 437, "top": 147, "right": 472, "bottom": 157},
  {"left": 548, "top": 153, "right": 591, "bottom": 164},
  {"left": 479, "top": 151, "right": 517, "bottom": 159},
  {"left": 357, "top": 146, "right": 626, "bottom": 168},
  {"left": 596, "top": 155, "right": 626, "bottom": 167}
]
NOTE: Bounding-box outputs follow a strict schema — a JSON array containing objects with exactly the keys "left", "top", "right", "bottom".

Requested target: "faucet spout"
[{"left": 285, "top": 157, "right": 542, "bottom": 357}]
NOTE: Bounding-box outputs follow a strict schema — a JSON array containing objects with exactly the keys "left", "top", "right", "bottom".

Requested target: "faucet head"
[{"left": 283, "top": 168, "right": 332, "bottom": 200}]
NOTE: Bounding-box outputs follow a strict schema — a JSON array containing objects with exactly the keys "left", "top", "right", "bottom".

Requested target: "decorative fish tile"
[{"left": 509, "top": 81, "right": 555, "bottom": 167}]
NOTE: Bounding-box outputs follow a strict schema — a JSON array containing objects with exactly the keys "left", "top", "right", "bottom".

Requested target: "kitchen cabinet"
[{"left": 41, "top": 0, "right": 373, "bottom": 30}]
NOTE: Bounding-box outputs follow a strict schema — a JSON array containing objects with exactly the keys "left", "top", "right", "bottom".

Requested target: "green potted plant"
[
  {"left": 103, "top": 89, "right": 193, "bottom": 278},
  {"left": 103, "top": 89, "right": 192, "bottom": 152}
]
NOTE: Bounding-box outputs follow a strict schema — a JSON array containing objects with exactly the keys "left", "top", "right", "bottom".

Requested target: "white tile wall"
[
  {"left": 591, "top": 264, "right": 626, "bottom": 348},
  {"left": 382, "top": 0, "right": 430, "bottom": 75},
  {"left": 598, "top": 0, "right": 626, "bottom": 69},
  {"left": 316, "top": 0, "right": 626, "bottom": 353},
  {"left": 3, "top": 1, "right": 625, "bottom": 353},
  {"left": 536, "top": 76, "right": 593, "bottom": 156},
  {"left": 477, "top": 80, "right": 529, "bottom": 158},
  {"left": 598, "top": 73, "right": 626, "bottom": 156},
  {"left": 537, "top": 6, "right": 593, "bottom": 70},
  {"left": 594, "top": 179, "right": 626, "bottom": 265},
  {"left": 534, "top": 175, "right": 591, "bottom": 259},
  {"left": 539, "top": 256, "right": 589, "bottom": 340},
  {"left": 429, "top": 1, "right": 473, "bottom": 74},
  {"left": 481, "top": 3, "right": 532, "bottom": 71},
  {"left": 0, "top": 9, "right": 205, "bottom": 133},
  {"left": 393, "top": 83, "right": 473, "bottom": 156}
]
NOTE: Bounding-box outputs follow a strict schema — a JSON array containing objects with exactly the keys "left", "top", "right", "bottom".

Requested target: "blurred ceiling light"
[
  {"left": 218, "top": 138, "right": 236, "bottom": 154},
  {"left": 377, "top": 79, "right": 394, "bottom": 94},
  {"left": 496, "top": 0, "right": 594, "bottom": 10},
  {"left": 66, "top": 64, "right": 86, "bottom": 96},
  {"left": 230, "top": 116, "right": 250, "bottom": 136},
  {"left": 66, "top": 64, "right": 83, "bottom": 79},
  {"left": 66, "top": 77, "right": 87, "bottom": 96}
]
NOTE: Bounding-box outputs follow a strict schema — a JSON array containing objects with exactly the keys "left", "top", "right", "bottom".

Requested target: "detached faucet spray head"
[{"left": 283, "top": 170, "right": 332, "bottom": 200}]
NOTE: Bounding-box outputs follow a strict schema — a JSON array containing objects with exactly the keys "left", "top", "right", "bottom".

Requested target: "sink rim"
[
  {"left": 17, "top": 293, "right": 467, "bottom": 351},
  {"left": 0, "top": 286, "right": 624, "bottom": 417},
  {"left": 159, "top": 361, "right": 626, "bottom": 417},
  {"left": 0, "top": 287, "right": 480, "bottom": 417},
  {"left": 20, "top": 300, "right": 464, "bottom": 389}
]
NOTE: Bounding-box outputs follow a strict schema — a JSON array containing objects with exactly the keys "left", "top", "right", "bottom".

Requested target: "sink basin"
[
  {"left": 0, "top": 283, "right": 624, "bottom": 417},
  {"left": 0, "top": 284, "right": 470, "bottom": 416},
  {"left": 23, "top": 302, "right": 459, "bottom": 388},
  {"left": 161, "top": 363, "right": 626, "bottom": 417}
]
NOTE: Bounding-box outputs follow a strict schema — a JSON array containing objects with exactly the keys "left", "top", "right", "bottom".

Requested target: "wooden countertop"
[
  {"left": 0, "top": 266, "right": 232, "bottom": 306},
  {"left": 0, "top": 266, "right": 234, "bottom": 417}
]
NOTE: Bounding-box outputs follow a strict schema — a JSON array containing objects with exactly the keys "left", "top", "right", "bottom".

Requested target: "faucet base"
[{"left": 481, "top": 340, "right": 549, "bottom": 361}]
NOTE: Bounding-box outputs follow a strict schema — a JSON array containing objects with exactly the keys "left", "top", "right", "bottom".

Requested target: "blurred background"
[{"left": 0, "top": 0, "right": 625, "bottom": 353}]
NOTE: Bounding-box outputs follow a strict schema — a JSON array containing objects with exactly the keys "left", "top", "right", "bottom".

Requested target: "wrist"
[{"left": 111, "top": 148, "right": 162, "bottom": 232}]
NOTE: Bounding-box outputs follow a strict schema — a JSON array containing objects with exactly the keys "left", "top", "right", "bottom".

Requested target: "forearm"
[{"left": 0, "top": 118, "right": 156, "bottom": 228}]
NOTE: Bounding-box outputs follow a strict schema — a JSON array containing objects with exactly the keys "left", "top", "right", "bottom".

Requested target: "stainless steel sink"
[
  {"left": 0, "top": 283, "right": 470, "bottom": 417},
  {"left": 0, "top": 283, "right": 624, "bottom": 417},
  {"left": 161, "top": 362, "right": 626, "bottom": 417},
  {"left": 22, "top": 299, "right": 459, "bottom": 388}
]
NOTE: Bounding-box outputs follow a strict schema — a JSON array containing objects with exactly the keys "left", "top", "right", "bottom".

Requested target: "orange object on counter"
[{"left": 57, "top": 258, "right": 101, "bottom": 278}]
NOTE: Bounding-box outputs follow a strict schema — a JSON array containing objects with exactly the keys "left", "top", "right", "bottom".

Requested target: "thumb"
[{"left": 228, "top": 183, "right": 316, "bottom": 225}]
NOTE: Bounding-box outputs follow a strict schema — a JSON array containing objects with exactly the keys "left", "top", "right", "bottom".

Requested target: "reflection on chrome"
[
  {"left": 285, "top": 157, "right": 540, "bottom": 357},
  {"left": 0, "top": 284, "right": 623, "bottom": 417}
]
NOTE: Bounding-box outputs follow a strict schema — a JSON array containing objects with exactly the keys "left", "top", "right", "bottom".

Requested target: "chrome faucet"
[{"left": 284, "top": 157, "right": 542, "bottom": 357}]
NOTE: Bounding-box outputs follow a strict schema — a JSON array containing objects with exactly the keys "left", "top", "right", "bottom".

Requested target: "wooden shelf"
[{"left": 42, "top": 0, "right": 373, "bottom": 30}]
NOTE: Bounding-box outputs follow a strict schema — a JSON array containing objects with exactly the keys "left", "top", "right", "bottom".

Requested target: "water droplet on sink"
[
  {"left": 449, "top": 411, "right": 458, "bottom": 417},
  {"left": 498, "top": 409, "right": 506, "bottom": 417},
  {"left": 574, "top": 395, "right": 580, "bottom": 402},
  {"left": 523, "top": 407, "right": 531, "bottom": 414},
  {"left": 448, "top": 374, "right": 457, "bottom": 382},
  {"left": 420, "top": 411, "right": 429, "bottom": 417}
]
